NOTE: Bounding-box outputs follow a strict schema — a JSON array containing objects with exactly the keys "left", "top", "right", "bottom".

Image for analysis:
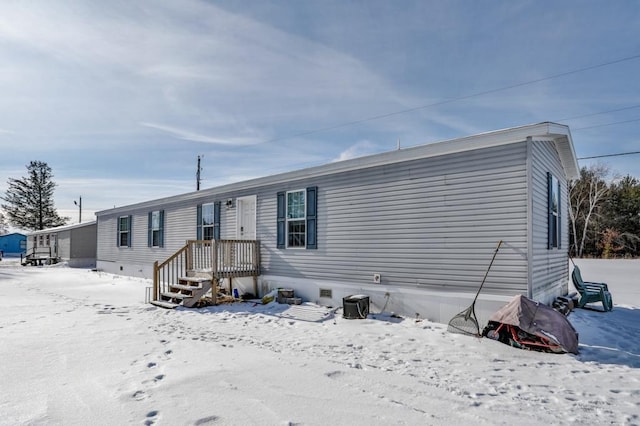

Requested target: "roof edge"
[
  {"left": 96, "top": 122, "right": 579, "bottom": 216},
  {"left": 26, "top": 221, "right": 97, "bottom": 236}
]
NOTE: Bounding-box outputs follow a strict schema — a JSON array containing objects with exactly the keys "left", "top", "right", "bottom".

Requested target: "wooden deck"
[
  {"left": 21, "top": 248, "right": 59, "bottom": 266},
  {"left": 152, "top": 239, "right": 260, "bottom": 308}
]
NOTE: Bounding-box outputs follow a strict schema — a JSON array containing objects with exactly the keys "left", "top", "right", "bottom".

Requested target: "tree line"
[{"left": 569, "top": 164, "right": 640, "bottom": 258}]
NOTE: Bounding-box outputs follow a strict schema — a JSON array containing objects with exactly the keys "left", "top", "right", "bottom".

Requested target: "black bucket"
[{"left": 343, "top": 295, "right": 370, "bottom": 319}]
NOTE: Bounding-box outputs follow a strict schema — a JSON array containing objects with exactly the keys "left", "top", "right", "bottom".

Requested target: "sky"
[{"left": 1, "top": 0, "right": 639, "bottom": 225}]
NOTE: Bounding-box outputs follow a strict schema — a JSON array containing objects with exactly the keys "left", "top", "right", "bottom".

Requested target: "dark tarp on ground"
[{"left": 487, "top": 295, "right": 579, "bottom": 354}]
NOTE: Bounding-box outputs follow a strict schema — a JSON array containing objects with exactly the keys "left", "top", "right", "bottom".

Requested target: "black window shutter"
[
  {"left": 547, "top": 172, "right": 553, "bottom": 250},
  {"left": 557, "top": 180, "right": 562, "bottom": 249},
  {"left": 276, "top": 191, "right": 285, "bottom": 249},
  {"left": 127, "top": 215, "right": 132, "bottom": 247},
  {"left": 306, "top": 186, "right": 317, "bottom": 249},
  {"left": 196, "top": 204, "right": 202, "bottom": 240},
  {"left": 214, "top": 202, "right": 221, "bottom": 240},
  {"left": 116, "top": 218, "right": 120, "bottom": 247},
  {"left": 159, "top": 210, "right": 165, "bottom": 248},
  {"left": 147, "top": 212, "right": 152, "bottom": 247}
]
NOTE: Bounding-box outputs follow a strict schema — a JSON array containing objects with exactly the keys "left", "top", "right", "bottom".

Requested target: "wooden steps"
[
  {"left": 161, "top": 291, "right": 190, "bottom": 300},
  {"left": 153, "top": 276, "right": 213, "bottom": 309},
  {"left": 151, "top": 239, "right": 261, "bottom": 309},
  {"left": 170, "top": 283, "right": 203, "bottom": 291},
  {"left": 177, "top": 276, "right": 209, "bottom": 283},
  {"left": 150, "top": 300, "right": 179, "bottom": 309}
]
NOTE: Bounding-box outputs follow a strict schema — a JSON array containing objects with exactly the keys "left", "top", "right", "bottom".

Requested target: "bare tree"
[{"left": 568, "top": 164, "right": 611, "bottom": 257}]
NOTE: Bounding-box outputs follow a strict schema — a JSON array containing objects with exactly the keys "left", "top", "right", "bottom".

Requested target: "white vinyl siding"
[
  {"left": 259, "top": 143, "right": 529, "bottom": 295},
  {"left": 97, "top": 200, "right": 232, "bottom": 271},
  {"left": 530, "top": 139, "right": 570, "bottom": 302},
  {"left": 98, "top": 204, "right": 194, "bottom": 267},
  {"left": 97, "top": 142, "right": 530, "bottom": 295},
  {"left": 95, "top": 124, "right": 575, "bottom": 304}
]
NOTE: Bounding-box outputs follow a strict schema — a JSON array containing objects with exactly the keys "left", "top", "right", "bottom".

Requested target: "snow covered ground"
[{"left": 0, "top": 257, "right": 638, "bottom": 425}]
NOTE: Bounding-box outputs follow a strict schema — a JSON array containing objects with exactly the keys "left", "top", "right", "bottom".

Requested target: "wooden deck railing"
[
  {"left": 152, "top": 240, "right": 260, "bottom": 302},
  {"left": 20, "top": 246, "right": 54, "bottom": 265},
  {"left": 213, "top": 239, "right": 261, "bottom": 278}
]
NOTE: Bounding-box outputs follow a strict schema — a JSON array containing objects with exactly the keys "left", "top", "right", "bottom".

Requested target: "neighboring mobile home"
[
  {"left": 95, "top": 122, "right": 579, "bottom": 323},
  {"left": 25, "top": 221, "right": 97, "bottom": 267},
  {"left": 0, "top": 233, "right": 26, "bottom": 257}
]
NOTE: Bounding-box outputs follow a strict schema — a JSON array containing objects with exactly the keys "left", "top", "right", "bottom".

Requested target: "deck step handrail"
[{"left": 152, "top": 239, "right": 260, "bottom": 303}]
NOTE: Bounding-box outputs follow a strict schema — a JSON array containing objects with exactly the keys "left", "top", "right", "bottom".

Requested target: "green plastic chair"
[{"left": 571, "top": 266, "right": 613, "bottom": 312}]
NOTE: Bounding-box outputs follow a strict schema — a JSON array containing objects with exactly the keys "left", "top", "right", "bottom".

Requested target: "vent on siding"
[{"left": 319, "top": 288, "right": 332, "bottom": 298}]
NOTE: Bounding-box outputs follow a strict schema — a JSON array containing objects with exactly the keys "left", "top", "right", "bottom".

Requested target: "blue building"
[{"left": 0, "top": 233, "right": 27, "bottom": 257}]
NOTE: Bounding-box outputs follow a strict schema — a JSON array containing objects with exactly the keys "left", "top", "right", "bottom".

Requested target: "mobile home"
[
  {"left": 25, "top": 221, "right": 97, "bottom": 267},
  {"left": 95, "top": 122, "right": 579, "bottom": 323}
]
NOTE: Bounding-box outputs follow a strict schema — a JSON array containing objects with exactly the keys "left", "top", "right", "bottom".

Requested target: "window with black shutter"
[
  {"left": 548, "top": 173, "right": 561, "bottom": 249},
  {"left": 277, "top": 186, "right": 317, "bottom": 249}
]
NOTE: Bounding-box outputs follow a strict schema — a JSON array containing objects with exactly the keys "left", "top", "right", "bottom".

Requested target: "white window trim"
[
  {"left": 151, "top": 210, "right": 161, "bottom": 248},
  {"left": 286, "top": 189, "right": 306, "bottom": 249},
  {"left": 118, "top": 215, "right": 131, "bottom": 248},
  {"left": 201, "top": 202, "right": 215, "bottom": 240}
]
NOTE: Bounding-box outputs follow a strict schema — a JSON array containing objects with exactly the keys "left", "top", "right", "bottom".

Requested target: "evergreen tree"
[
  {"left": 0, "top": 210, "right": 8, "bottom": 235},
  {"left": 1, "top": 161, "right": 69, "bottom": 230}
]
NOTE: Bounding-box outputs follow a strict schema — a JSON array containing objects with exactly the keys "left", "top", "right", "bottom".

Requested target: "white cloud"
[
  {"left": 0, "top": 0, "right": 439, "bottom": 173},
  {"left": 139, "top": 122, "right": 262, "bottom": 146},
  {"left": 332, "top": 140, "right": 378, "bottom": 162}
]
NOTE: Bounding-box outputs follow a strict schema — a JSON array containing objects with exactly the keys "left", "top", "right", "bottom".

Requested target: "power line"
[
  {"left": 573, "top": 117, "right": 640, "bottom": 131},
  {"left": 556, "top": 104, "right": 640, "bottom": 122},
  {"left": 264, "top": 53, "right": 640, "bottom": 144},
  {"left": 578, "top": 151, "right": 640, "bottom": 160}
]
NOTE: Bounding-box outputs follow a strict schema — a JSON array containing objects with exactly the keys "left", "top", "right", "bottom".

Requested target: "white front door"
[{"left": 236, "top": 195, "right": 257, "bottom": 240}]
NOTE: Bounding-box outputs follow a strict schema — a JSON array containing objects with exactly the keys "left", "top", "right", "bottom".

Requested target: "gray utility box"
[
  {"left": 277, "top": 288, "right": 295, "bottom": 304},
  {"left": 343, "top": 295, "right": 370, "bottom": 319}
]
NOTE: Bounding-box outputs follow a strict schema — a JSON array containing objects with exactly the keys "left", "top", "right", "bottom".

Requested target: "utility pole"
[
  {"left": 74, "top": 196, "right": 82, "bottom": 223},
  {"left": 196, "top": 155, "right": 202, "bottom": 191}
]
